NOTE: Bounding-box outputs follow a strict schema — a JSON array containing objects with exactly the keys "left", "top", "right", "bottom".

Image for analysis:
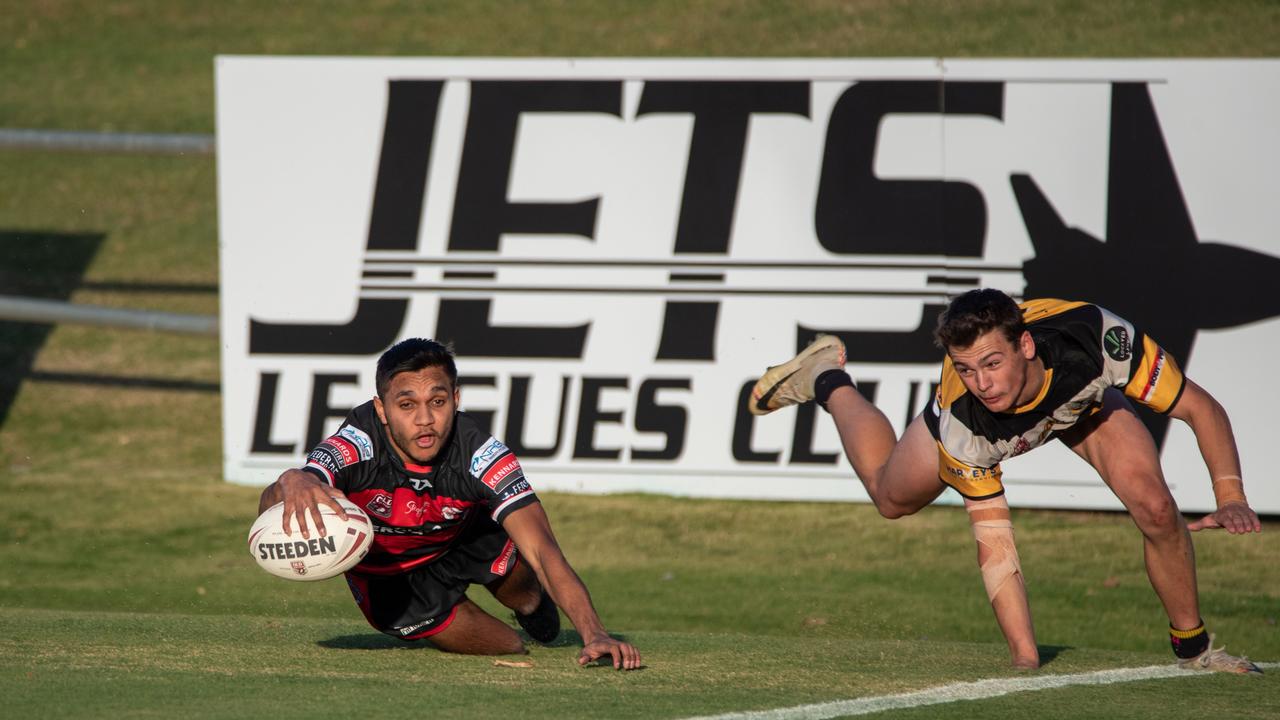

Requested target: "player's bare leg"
[
  {"left": 1060, "top": 394, "right": 1258, "bottom": 673},
  {"left": 750, "top": 335, "right": 944, "bottom": 517},
  {"left": 1061, "top": 389, "right": 1201, "bottom": 631},
  {"left": 487, "top": 559, "right": 561, "bottom": 643},
  {"left": 826, "top": 394, "right": 946, "bottom": 517},
  {"left": 429, "top": 598, "right": 527, "bottom": 655}
]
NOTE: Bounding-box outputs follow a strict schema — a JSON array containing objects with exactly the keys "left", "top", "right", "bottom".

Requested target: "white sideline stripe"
[{"left": 684, "top": 662, "right": 1278, "bottom": 720}]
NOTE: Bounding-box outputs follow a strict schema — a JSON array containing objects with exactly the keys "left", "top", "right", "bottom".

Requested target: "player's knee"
[
  {"left": 489, "top": 564, "right": 543, "bottom": 615},
  {"left": 873, "top": 487, "right": 927, "bottom": 519},
  {"left": 495, "top": 634, "right": 528, "bottom": 656},
  {"left": 508, "top": 590, "right": 541, "bottom": 616},
  {"left": 1129, "top": 491, "right": 1181, "bottom": 538},
  {"left": 873, "top": 498, "right": 918, "bottom": 520}
]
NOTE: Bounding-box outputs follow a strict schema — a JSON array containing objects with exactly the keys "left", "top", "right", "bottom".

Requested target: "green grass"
[
  {"left": 12, "top": 608, "right": 1240, "bottom": 720},
  {"left": 1, "top": 1, "right": 1278, "bottom": 133},
  {"left": 2, "top": 1, "right": 1279, "bottom": 716}
]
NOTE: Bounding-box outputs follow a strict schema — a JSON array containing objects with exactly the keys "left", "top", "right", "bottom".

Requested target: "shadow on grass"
[
  {"left": 0, "top": 230, "right": 103, "bottom": 425},
  {"left": 1037, "top": 644, "right": 1070, "bottom": 666},
  {"left": 0, "top": 230, "right": 221, "bottom": 413},
  {"left": 318, "top": 629, "right": 630, "bottom": 652},
  {"left": 25, "top": 370, "right": 218, "bottom": 393}
]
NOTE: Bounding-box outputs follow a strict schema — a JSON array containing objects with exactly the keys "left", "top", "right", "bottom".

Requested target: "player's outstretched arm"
[
  {"left": 502, "top": 503, "right": 642, "bottom": 670},
  {"left": 1168, "top": 380, "right": 1262, "bottom": 534},
  {"left": 259, "top": 468, "right": 349, "bottom": 539},
  {"left": 965, "top": 496, "right": 1039, "bottom": 668}
]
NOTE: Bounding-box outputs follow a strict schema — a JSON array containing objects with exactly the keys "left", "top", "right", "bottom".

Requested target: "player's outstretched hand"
[
  {"left": 276, "top": 468, "right": 349, "bottom": 539},
  {"left": 1187, "top": 501, "right": 1262, "bottom": 534},
  {"left": 579, "top": 636, "right": 642, "bottom": 671}
]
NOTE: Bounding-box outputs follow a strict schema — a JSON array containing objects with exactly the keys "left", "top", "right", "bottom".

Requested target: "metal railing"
[
  {"left": 1, "top": 127, "right": 218, "bottom": 335},
  {"left": 0, "top": 294, "right": 218, "bottom": 336},
  {"left": 0, "top": 128, "right": 214, "bottom": 154}
]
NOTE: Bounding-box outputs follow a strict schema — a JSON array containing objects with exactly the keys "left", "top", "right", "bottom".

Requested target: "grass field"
[{"left": 2, "top": 2, "right": 1279, "bottom": 717}]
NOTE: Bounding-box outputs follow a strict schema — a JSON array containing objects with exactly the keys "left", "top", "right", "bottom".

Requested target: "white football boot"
[{"left": 748, "top": 334, "right": 847, "bottom": 416}]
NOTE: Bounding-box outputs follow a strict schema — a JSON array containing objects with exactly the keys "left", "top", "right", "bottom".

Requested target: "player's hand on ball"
[
  {"left": 277, "top": 468, "right": 350, "bottom": 539},
  {"left": 1187, "top": 501, "right": 1262, "bottom": 534},
  {"left": 579, "top": 636, "right": 641, "bottom": 671}
]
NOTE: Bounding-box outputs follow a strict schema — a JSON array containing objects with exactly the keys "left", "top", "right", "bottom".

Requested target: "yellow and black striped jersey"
[{"left": 922, "top": 299, "right": 1185, "bottom": 499}]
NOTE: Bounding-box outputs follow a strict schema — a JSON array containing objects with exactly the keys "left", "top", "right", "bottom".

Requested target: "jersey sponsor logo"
[
  {"left": 490, "top": 539, "right": 517, "bottom": 576},
  {"left": 470, "top": 436, "right": 510, "bottom": 478},
  {"left": 497, "top": 477, "right": 532, "bottom": 500},
  {"left": 481, "top": 455, "right": 524, "bottom": 492},
  {"left": 1104, "top": 326, "right": 1131, "bottom": 361},
  {"left": 338, "top": 425, "right": 375, "bottom": 460},
  {"left": 1009, "top": 436, "right": 1031, "bottom": 457},
  {"left": 407, "top": 476, "right": 432, "bottom": 491},
  {"left": 365, "top": 492, "right": 394, "bottom": 519},
  {"left": 404, "top": 499, "right": 431, "bottom": 522},
  {"left": 1141, "top": 350, "right": 1166, "bottom": 403},
  {"left": 320, "top": 436, "right": 358, "bottom": 467},
  {"left": 306, "top": 447, "right": 342, "bottom": 474},
  {"left": 397, "top": 617, "right": 436, "bottom": 636},
  {"left": 441, "top": 505, "right": 464, "bottom": 521}
]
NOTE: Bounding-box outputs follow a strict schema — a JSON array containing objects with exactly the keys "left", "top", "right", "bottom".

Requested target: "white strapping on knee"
[{"left": 967, "top": 497, "right": 1023, "bottom": 603}]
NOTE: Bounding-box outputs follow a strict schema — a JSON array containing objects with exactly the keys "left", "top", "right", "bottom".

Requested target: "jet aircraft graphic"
[{"left": 1013, "top": 82, "right": 1280, "bottom": 448}]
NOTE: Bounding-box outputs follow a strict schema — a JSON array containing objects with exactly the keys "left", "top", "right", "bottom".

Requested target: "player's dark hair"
[
  {"left": 375, "top": 338, "right": 458, "bottom": 399},
  {"left": 933, "top": 289, "right": 1025, "bottom": 349}
]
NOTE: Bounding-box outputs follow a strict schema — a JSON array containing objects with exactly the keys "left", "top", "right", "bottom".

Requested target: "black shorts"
[{"left": 345, "top": 516, "right": 519, "bottom": 640}]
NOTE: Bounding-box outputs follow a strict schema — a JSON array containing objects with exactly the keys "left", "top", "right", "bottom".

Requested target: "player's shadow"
[
  {"left": 317, "top": 629, "right": 629, "bottom": 651},
  {"left": 318, "top": 634, "right": 420, "bottom": 650},
  {"left": 1037, "top": 645, "right": 1069, "bottom": 666}
]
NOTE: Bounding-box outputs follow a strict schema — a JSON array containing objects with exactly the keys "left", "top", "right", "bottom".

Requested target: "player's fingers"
[
  {"left": 622, "top": 643, "right": 641, "bottom": 670},
  {"left": 577, "top": 646, "right": 600, "bottom": 666},
  {"left": 1225, "top": 508, "right": 1252, "bottom": 534},
  {"left": 281, "top": 503, "right": 294, "bottom": 536},
  {"left": 1186, "top": 513, "right": 1219, "bottom": 532},
  {"left": 305, "top": 502, "right": 326, "bottom": 538},
  {"left": 609, "top": 645, "right": 623, "bottom": 670},
  {"left": 319, "top": 490, "right": 349, "bottom": 520}
]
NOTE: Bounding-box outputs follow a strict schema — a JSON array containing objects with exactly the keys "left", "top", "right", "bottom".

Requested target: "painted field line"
[{"left": 684, "top": 662, "right": 1277, "bottom": 720}]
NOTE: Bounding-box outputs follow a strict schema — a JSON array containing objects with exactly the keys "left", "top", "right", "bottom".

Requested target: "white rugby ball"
[{"left": 247, "top": 498, "right": 373, "bottom": 581}]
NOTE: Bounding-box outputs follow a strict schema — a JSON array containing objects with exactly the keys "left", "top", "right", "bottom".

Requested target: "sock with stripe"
[{"left": 1169, "top": 621, "right": 1209, "bottom": 659}]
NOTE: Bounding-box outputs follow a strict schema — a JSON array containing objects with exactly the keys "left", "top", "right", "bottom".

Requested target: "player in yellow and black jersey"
[
  {"left": 749, "top": 289, "right": 1262, "bottom": 674},
  {"left": 923, "top": 299, "right": 1185, "bottom": 500}
]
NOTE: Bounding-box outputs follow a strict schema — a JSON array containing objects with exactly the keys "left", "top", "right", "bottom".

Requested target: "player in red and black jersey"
[
  {"left": 259, "top": 339, "right": 641, "bottom": 670},
  {"left": 750, "top": 289, "right": 1262, "bottom": 674}
]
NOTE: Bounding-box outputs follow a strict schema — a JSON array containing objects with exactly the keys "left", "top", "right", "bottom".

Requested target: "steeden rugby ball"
[{"left": 248, "top": 498, "right": 372, "bottom": 581}]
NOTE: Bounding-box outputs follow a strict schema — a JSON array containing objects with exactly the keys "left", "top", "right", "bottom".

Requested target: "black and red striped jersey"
[
  {"left": 301, "top": 402, "right": 538, "bottom": 575},
  {"left": 922, "top": 299, "right": 1186, "bottom": 499}
]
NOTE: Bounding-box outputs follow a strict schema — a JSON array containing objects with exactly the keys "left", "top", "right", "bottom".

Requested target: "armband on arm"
[{"left": 1211, "top": 475, "right": 1248, "bottom": 508}]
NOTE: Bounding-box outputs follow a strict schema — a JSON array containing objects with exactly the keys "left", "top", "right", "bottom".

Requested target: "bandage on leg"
[{"left": 967, "top": 497, "right": 1024, "bottom": 603}]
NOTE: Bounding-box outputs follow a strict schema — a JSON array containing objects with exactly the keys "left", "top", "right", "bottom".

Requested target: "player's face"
[
  {"left": 947, "top": 329, "right": 1040, "bottom": 413},
  {"left": 374, "top": 365, "right": 459, "bottom": 465}
]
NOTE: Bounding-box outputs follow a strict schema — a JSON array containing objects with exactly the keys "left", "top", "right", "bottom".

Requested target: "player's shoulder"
[
  {"left": 452, "top": 411, "right": 498, "bottom": 450},
  {"left": 345, "top": 399, "right": 380, "bottom": 430},
  {"left": 1019, "top": 298, "right": 1096, "bottom": 326},
  {"left": 936, "top": 356, "right": 968, "bottom": 408}
]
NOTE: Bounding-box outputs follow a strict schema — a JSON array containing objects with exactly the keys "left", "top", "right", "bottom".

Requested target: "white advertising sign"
[{"left": 216, "top": 58, "right": 1280, "bottom": 513}]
